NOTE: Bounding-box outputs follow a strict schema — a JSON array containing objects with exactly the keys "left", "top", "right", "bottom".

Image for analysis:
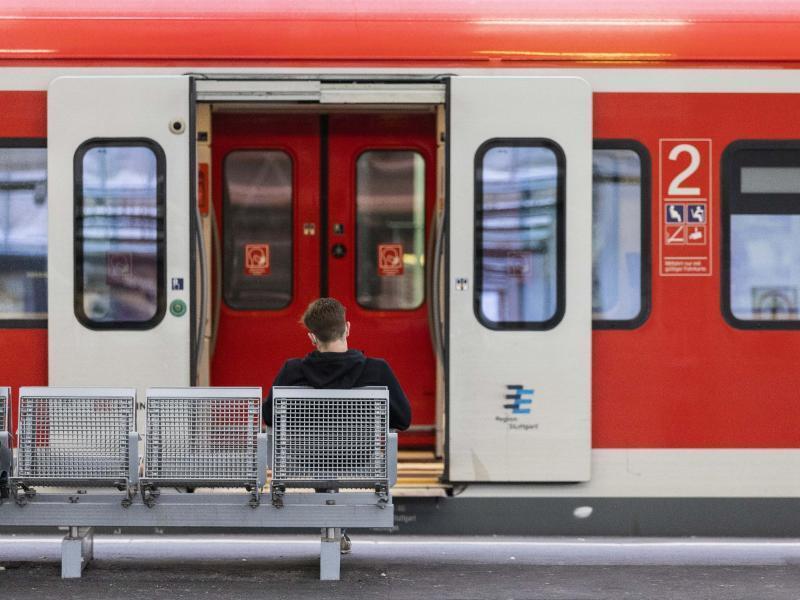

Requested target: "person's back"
[{"left": 262, "top": 298, "right": 412, "bottom": 431}]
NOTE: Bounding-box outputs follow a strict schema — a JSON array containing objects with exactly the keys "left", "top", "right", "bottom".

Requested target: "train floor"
[{"left": 2, "top": 535, "right": 800, "bottom": 599}]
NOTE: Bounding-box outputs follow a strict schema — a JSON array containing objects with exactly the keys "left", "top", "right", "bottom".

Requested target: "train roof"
[{"left": 4, "top": 0, "right": 800, "bottom": 65}]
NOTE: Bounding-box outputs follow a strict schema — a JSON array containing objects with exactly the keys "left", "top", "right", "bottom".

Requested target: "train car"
[{"left": 1, "top": 1, "right": 799, "bottom": 534}]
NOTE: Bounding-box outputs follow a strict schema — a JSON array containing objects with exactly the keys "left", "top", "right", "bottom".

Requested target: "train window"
[
  {"left": 723, "top": 141, "right": 800, "bottom": 328},
  {"left": 474, "top": 139, "right": 565, "bottom": 330},
  {"left": 223, "top": 150, "right": 293, "bottom": 311},
  {"left": 356, "top": 150, "right": 425, "bottom": 310},
  {"left": 0, "top": 142, "right": 47, "bottom": 326},
  {"left": 74, "top": 140, "right": 166, "bottom": 329},
  {"left": 592, "top": 142, "right": 650, "bottom": 328}
]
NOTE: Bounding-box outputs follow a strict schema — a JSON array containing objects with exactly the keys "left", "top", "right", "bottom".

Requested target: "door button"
[{"left": 331, "top": 244, "right": 347, "bottom": 259}]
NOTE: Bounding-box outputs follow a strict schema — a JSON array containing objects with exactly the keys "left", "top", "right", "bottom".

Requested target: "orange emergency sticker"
[
  {"left": 244, "top": 243, "right": 270, "bottom": 276},
  {"left": 378, "top": 243, "right": 404, "bottom": 277}
]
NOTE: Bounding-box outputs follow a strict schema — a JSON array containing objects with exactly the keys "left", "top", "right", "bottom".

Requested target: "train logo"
[{"left": 503, "top": 385, "right": 533, "bottom": 415}]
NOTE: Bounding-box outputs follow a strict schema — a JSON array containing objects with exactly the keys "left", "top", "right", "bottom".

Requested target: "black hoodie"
[{"left": 262, "top": 349, "right": 412, "bottom": 430}]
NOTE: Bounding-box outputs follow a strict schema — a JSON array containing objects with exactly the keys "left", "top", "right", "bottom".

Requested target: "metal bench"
[
  {"left": 141, "top": 387, "right": 267, "bottom": 507},
  {"left": 0, "top": 387, "right": 10, "bottom": 500},
  {"left": 271, "top": 386, "right": 396, "bottom": 578},
  {"left": 0, "top": 385, "right": 396, "bottom": 581},
  {"left": 8, "top": 387, "right": 139, "bottom": 576}
]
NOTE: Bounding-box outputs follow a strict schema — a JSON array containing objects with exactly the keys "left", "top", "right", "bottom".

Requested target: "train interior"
[{"left": 197, "top": 102, "right": 447, "bottom": 495}]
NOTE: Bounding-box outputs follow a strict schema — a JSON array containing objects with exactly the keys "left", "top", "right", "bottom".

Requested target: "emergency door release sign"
[
  {"left": 378, "top": 243, "right": 404, "bottom": 276},
  {"left": 659, "top": 139, "right": 712, "bottom": 276},
  {"left": 244, "top": 243, "right": 270, "bottom": 276}
]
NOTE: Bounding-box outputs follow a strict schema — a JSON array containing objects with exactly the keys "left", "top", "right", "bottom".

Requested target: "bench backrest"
[
  {"left": 143, "top": 387, "right": 263, "bottom": 488},
  {"left": 271, "top": 386, "right": 390, "bottom": 490},
  {"left": 14, "top": 387, "right": 136, "bottom": 487},
  {"left": 0, "top": 386, "right": 8, "bottom": 433}
]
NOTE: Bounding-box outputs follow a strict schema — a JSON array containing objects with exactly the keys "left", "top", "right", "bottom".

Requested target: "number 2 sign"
[{"left": 659, "top": 139, "right": 712, "bottom": 276}]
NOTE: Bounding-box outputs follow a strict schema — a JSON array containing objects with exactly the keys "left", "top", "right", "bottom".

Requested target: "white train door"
[
  {"left": 47, "top": 76, "right": 195, "bottom": 400},
  {"left": 447, "top": 76, "right": 592, "bottom": 482}
]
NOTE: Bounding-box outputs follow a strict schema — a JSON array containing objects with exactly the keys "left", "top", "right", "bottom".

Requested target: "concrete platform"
[{"left": 2, "top": 535, "right": 800, "bottom": 599}]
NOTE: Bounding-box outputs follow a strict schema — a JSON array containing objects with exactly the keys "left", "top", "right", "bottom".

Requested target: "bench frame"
[{"left": 0, "top": 386, "right": 397, "bottom": 581}]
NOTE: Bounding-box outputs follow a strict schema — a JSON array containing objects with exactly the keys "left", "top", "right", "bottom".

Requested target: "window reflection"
[
  {"left": 356, "top": 151, "right": 425, "bottom": 310},
  {"left": 477, "top": 144, "right": 561, "bottom": 326},
  {"left": 223, "top": 151, "right": 293, "bottom": 310},
  {"left": 731, "top": 215, "right": 800, "bottom": 320},
  {"left": 77, "top": 144, "right": 163, "bottom": 325},
  {"left": 592, "top": 149, "right": 642, "bottom": 321},
  {"left": 0, "top": 146, "right": 47, "bottom": 321}
]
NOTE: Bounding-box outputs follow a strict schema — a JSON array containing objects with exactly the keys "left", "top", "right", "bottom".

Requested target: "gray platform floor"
[{"left": 2, "top": 535, "right": 800, "bottom": 599}]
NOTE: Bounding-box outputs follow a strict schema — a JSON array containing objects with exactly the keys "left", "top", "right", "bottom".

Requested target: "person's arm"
[
  {"left": 380, "top": 361, "right": 412, "bottom": 431},
  {"left": 262, "top": 363, "right": 288, "bottom": 427}
]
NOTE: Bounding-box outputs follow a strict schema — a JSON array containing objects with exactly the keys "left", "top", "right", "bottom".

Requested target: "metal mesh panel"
[
  {"left": 15, "top": 393, "right": 134, "bottom": 485},
  {"left": 272, "top": 394, "right": 388, "bottom": 488},
  {"left": 0, "top": 390, "right": 7, "bottom": 432},
  {"left": 144, "top": 394, "right": 260, "bottom": 486}
]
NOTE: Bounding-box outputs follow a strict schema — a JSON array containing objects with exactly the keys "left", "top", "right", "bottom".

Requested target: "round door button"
[
  {"left": 170, "top": 299, "right": 187, "bottom": 317},
  {"left": 331, "top": 243, "right": 347, "bottom": 259}
]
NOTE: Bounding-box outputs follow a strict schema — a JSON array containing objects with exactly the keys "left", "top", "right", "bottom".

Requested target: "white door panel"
[
  {"left": 448, "top": 76, "right": 592, "bottom": 482},
  {"left": 48, "top": 76, "right": 192, "bottom": 403}
]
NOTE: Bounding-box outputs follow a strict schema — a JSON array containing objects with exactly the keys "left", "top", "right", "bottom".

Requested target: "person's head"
[{"left": 301, "top": 297, "right": 350, "bottom": 350}]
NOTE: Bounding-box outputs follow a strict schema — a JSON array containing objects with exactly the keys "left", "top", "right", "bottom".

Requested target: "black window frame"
[
  {"left": 722, "top": 139, "right": 800, "bottom": 330},
  {"left": 221, "top": 148, "right": 295, "bottom": 312},
  {"left": 354, "top": 147, "right": 428, "bottom": 312},
  {"left": 473, "top": 138, "right": 566, "bottom": 331},
  {"left": 0, "top": 138, "right": 48, "bottom": 330},
  {"left": 592, "top": 139, "right": 652, "bottom": 330},
  {"left": 73, "top": 138, "right": 167, "bottom": 331}
]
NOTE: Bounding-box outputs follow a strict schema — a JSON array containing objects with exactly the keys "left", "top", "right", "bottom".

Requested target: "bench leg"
[
  {"left": 320, "top": 527, "right": 341, "bottom": 581},
  {"left": 62, "top": 526, "right": 94, "bottom": 578}
]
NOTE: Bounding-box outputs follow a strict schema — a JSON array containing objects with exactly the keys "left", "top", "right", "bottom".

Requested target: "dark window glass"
[
  {"left": 75, "top": 141, "right": 165, "bottom": 329},
  {"left": 475, "top": 140, "right": 565, "bottom": 330},
  {"left": 223, "top": 150, "right": 293, "bottom": 310},
  {"left": 592, "top": 148, "right": 644, "bottom": 323},
  {"left": 0, "top": 145, "right": 47, "bottom": 323},
  {"left": 723, "top": 142, "right": 800, "bottom": 327},
  {"left": 356, "top": 150, "right": 425, "bottom": 310}
]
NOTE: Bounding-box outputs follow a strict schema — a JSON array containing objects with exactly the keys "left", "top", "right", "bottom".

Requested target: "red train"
[{"left": 1, "top": 1, "right": 799, "bottom": 533}]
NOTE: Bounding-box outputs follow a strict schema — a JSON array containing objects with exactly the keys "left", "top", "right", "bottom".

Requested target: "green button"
[{"left": 170, "top": 299, "right": 187, "bottom": 317}]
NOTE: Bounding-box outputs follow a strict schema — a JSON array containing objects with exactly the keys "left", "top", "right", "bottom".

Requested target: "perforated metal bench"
[
  {"left": 141, "top": 387, "right": 267, "bottom": 507},
  {"left": 0, "top": 385, "right": 396, "bottom": 581},
  {"left": 0, "top": 387, "right": 11, "bottom": 500}
]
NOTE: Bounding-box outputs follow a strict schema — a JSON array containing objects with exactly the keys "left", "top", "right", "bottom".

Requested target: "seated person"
[{"left": 262, "top": 297, "right": 412, "bottom": 431}]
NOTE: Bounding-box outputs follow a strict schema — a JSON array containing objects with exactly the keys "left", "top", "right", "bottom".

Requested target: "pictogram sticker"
[
  {"left": 687, "top": 204, "right": 706, "bottom": 223},
  {"left": 665, "top": 224, "right": 686, "bottom": 245},
  {"left": 244, "top": 243, "right": 270, "bottom": 276},
  {"left": 665, "top": 204, "right": 684, "bottom": 223},
  {"left": 506, "top": 250, "right": 532, "bottom": 278},
  {"left": 378, "top": 243, "right": 404, "bottom": 276},
  {"left": 687, "top": 225, "right": 706, "bottom": 245},
  {"left": 659, "top": 139, "right": 713, "bottom": 276},
  {"left": 107, "top": 252, "right": 133, "bottom": 283}
]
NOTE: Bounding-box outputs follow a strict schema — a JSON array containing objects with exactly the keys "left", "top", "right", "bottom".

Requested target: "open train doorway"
[{"left": 205, "top": 107, "right": 443, "bottom": 490}]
